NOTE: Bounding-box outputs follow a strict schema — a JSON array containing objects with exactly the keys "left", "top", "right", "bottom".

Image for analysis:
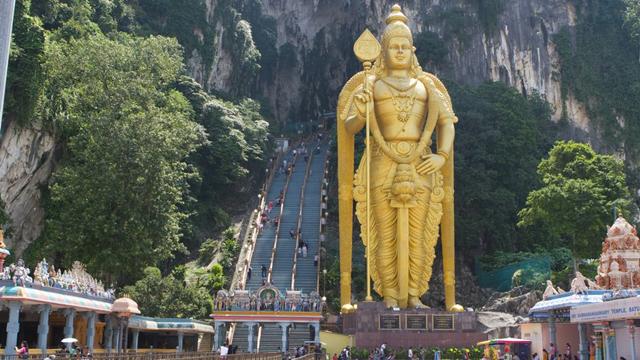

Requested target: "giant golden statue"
[{"left": 337, "top": 4, "right": 463, "bottom": 311}]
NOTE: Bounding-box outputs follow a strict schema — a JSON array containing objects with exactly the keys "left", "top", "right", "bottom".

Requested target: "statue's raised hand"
[
  {"left": 354, "top": 87, "right": 374, "bottom": 117},
  {"left": 416, "top": 153, "right": 445, "bottom": 175}
]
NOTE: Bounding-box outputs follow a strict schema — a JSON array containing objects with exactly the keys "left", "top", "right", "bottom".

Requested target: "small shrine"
[
  {"left": 211, "top": 284, "right": 323, "bottom": 353},
  {"left": 595, "top": 216, "right": 640, "bottom": 289},
  {"left": 525, "top": 216, "right": 640, "bottom": 360}
]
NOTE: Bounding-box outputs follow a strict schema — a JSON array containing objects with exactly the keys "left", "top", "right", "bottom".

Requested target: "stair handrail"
[
  {"left": 256, "top": 324, "right": 263, "bottom": 353},
  {"left": 316, "top": 146, "right": 330, "bottom": 293},
  {"left": 234, "top": 149, "right": 283, "bottom": 290},
  {"left": 290, "top": 139, "right": 322, "bottom": 290},
  {"left": 267, "top": 151, "right": 299, "bottom": 283}
]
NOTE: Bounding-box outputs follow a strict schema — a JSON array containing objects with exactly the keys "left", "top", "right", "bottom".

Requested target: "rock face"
[
  {"left": 481, "top": 286, "right": 543, "bottom": 316},
  {"left": 422, "top": 258, "right": 493, "bottom": 310},
  {"left": 0, "top": 120, "right": 56, "bottom": 256},
  {"left": 477, "top": 311, "right": 524, "bottom": 338},
  {"left": 196, "top": 0, "right": 591, "bottom": 133},
  {"left": 0, "top": 0, "right": 607, "bottom": 253}
]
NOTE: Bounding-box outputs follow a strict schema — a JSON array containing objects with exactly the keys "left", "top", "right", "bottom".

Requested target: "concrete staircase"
[
  {"left": 245, "top": 151, "right": 292, "bottom": 291},
  {"left": 258, "top": 323, "right": 282, "bottom": 352},
  {"left": 271, "top": 152, "right": 308, "bottom": 292},
  {"left": 231, "top": 139, "right": 329, "bottom": 353},
  {"left": 230, "top": 323, "right": 255, "bottom": 352},
  {"left": 288, "top": 324, "right": 313, "bottom": 352},
  {"left": 293, "top": 142, "right": 328, "bottom": 293}
]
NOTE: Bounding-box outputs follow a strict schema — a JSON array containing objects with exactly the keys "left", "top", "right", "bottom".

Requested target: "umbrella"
[{"left": 61, "top": 338, "right": 78, "bottom": 343}]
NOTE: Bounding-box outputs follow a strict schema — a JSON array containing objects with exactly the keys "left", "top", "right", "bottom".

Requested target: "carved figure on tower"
[
  {"left": 595, "top": 216, "right": 640, "bottom": 289},
  {"left": 337, "top": 4, "right": 462, "bottom": 311}
]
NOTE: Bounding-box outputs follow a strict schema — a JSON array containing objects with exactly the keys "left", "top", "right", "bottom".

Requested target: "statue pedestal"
[{"left": 342, "top": 302, "right": 485, "bottom": 349}]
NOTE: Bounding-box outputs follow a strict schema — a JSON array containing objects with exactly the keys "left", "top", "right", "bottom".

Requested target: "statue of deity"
[{"left": 338, "top": 4, "right": 462, "bottom": 310}]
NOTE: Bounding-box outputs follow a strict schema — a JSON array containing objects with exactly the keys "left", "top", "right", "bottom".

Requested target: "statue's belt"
[
  {"left": 358, "top": 142, "right": 435, "bottom": 193},
  {"left": 371, "top": 140, "right": 431, "bottom": 158}
]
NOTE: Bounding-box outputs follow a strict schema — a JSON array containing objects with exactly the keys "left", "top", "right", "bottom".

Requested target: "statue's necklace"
[{"left": 381, "top": 78, "right": 417, "bottom": 126}]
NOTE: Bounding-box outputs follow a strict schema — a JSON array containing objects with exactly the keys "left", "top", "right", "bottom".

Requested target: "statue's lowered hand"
[{"left": 416, "top": 154, "right": 445, "bottom": 175}]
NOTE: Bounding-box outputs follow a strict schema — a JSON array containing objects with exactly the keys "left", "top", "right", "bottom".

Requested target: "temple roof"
[
  {"left": 528, "top": 290, "right": 608, "bottom": 315},
  {"left": 0, "top": 284, "right": 113, "bottom": 313},
  {"left": 129, "top": 316, "right": 214, "bottom": 333}
]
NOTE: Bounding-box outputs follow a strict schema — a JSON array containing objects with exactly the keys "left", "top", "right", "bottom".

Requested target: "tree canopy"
[
  {"left": 32, "top": 34, "right": 206, "bottom": 284},
  {"left": 451, "top": 81, "right": 556, "bottom": 253},
  {"left": 124, "top": 266, "right": 213, "bottom": 319},
  {"left": 518, "top": 141, "right": 631, "bottom": 260}
]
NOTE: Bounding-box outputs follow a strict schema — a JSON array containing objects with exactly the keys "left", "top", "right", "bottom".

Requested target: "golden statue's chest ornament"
[{"left": 380, "top": 78, "right": 418, "bottom": 126}]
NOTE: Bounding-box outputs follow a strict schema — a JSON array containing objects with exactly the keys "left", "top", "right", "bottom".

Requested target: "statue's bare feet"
[
  {"left": 408, "top": 297, "right": 429, "bottom": 309},
  {"left": 384, "top": 297, "right": 398, "bottom": 308}
]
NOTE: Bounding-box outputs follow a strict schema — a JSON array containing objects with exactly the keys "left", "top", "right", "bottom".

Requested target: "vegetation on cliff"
[{"left": 6, "top": 0, "right": 270, "bottom": 294}]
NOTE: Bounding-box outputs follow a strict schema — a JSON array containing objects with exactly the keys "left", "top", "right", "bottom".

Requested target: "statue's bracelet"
[{"left": 437, "top": 151, "right": 449, "bottom": 160}]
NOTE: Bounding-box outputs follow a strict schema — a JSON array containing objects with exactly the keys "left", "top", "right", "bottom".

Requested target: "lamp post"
[{"left": 322, "top": 269, "right": 327, "bottom": 298}]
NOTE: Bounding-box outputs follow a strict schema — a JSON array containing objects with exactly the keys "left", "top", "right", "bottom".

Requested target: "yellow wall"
[{"left": 320, "top": 331, "right": 354, "bottom": 358}]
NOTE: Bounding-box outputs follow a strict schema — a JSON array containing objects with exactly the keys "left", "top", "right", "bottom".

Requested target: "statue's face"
[{"left": 385, "top": 37, "right": 413, "bottom": 70}]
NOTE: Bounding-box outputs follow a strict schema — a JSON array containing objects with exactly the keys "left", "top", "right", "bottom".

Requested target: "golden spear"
[{"left": 353, "top": 29, "right": 381, "bottom": 302}]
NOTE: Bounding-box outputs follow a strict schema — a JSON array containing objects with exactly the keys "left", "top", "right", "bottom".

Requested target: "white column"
[
  {"left": 63, "top": 308, "right": 76, "bottom": 351},
  {"left": 246, "top": 322, "right": 257, "bottom": 353},
  {"left": 213, "top": 321, "right": 224, "bottom": 351},
  {"left": 132, "top": 329, "right": 140, "bottom": 352},
  {"left": 4, "top": 301, "right": 21, "bottom": 355},
  {"left": 37, "top": 305, "right": 52, "bottom": 354},
  {"left": 177, "top": 332, "right": 184, "bottom": 352},
  {"left": 278, "top": 322, "right": 290, "bottom": 354},
  {"left": 579, "top": 323, "right": 589, "bottom": 360},
  {"left": 103, "top": 316, "right": 113, "bottom": 352},
  {"left": 83, "top": 312, "right": 96, "bottom": 353},
  {"left": 313, "top": 322, "right": 320, "bottom": 344},
  {"left": 628, "top": 322, "right": 636, "bottom": 360}
]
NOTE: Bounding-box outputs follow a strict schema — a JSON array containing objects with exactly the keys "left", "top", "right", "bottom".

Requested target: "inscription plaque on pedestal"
[
  {"left": 432, "top": 314, "right": 455, "bottom": 331},
  {"left": 406, "top": 314, "right": 427, "bottom": 330},
  {"left": 379, "top": 314, "right": 401, "bottom": 330}
]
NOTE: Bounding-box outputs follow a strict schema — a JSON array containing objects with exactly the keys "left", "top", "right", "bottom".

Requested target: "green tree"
[
  {"left": 624, "top": 0, "right": 640, "bottom": 61},
  {"left": 176, "top": 77, "right": 269, "bottom": 249},
  {"left": 518, "top": 141, "right": 631, "bottom": 267},
  {"left": 191, "top": 263, "right": 226, "bottom": 293},
  {"left": 5, "top": 0, "right": 45, "bottom": 126},
  {"left": 35, "top": 34, "right": 205, "bottom": 284},
  {"left": 451, "top": 81, "right": 556, "bottom": 252},
  {"left": 124, "top": 267, "right": 212, "bottom": 319}
]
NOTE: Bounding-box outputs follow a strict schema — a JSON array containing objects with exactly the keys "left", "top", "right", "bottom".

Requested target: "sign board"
[
  {"left": 432, "top": 314, "right": 455, "bottom": 331},
  {"left": 570, "top": 296, "right": 640, "bottom": 323},
  {"left": 406, "top": 314, "right": 427, "bottom": 330},
  {"left": 379, "top": 314, "right": 401, "bottom": 330}
]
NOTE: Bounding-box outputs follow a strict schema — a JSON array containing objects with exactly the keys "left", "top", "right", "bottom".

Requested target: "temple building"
[
  {"left": 522, "top": 217, "right": 640, "bottom": 360},
  {"left": 0, "top": 258, "right": 214, "bottom": 355}
]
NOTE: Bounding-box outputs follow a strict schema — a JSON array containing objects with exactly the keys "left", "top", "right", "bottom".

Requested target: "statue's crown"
[{"left": 383, "top": 4, "right": 412, "bottom": 45}]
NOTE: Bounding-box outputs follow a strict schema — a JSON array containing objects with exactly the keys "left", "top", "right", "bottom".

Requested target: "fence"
[
  {"left": 475, "top": 256, "right": 551, "bottom": 291},
  {"left": 2, "top": 352, "right": 282, "bottom": 360}
]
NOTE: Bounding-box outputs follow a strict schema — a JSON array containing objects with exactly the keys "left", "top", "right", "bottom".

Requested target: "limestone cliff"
[
  {"left": 0, "top": 120, "right": 56, "bottom": 256},
  {"left": 0, "top": 0, "right": 632, "bottom": 254},
  {"left": 195, "top": 0, "right": 592, "bottom": 134}
]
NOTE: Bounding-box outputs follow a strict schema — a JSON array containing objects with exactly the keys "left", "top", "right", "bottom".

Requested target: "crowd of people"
[{"left": 13, "top": 340, "right": 93, "bottom": 360}]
